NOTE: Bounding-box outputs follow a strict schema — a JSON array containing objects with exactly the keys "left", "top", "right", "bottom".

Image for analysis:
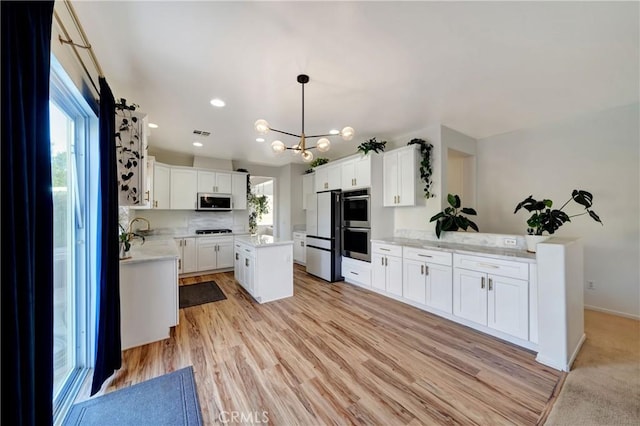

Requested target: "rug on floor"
[
  {"left": 63, "top": 366, "right": 202, "bottom": 426},
  {"left": 179, "top": 280, "right": 226, "bottom": 308}
]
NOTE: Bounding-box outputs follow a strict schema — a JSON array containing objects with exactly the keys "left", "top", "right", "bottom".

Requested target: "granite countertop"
[
  {"left": 120, "top": 237, "right": 180, "bottom": 265},
  {"left": 234, "top": 234, "right": 294, "bottom": 248},
  {"left": 371, "top": 237, "right": 536, "bottom": 263}
]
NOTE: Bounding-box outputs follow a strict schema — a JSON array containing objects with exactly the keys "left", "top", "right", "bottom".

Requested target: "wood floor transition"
[{"left": 79, "top": 264, "right": 562, "bottom": 425}]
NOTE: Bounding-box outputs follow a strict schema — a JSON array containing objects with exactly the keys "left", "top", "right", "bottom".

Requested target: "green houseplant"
[
  {"left": 357, "top": 137, "right": 386, "bottom": 155},
  {"left": 305, "top": 157, "right": 329, "bottom": 174},
  {"left": 430, "top": 194, "right": 479, "bottom": 239},
  {"left": 514, "top": 189, "right": 602, "bottom": 252},
  {"left": 407, "top": 138, "right": 435, "bottom": 199}
]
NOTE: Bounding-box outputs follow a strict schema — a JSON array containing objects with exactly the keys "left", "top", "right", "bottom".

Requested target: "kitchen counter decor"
[{"left": 430, "top": 194, "right": 479, "bottom": 238}]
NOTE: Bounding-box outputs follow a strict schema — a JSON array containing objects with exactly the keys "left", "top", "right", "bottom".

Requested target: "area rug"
[
  {"left": 544, "top": 310, "right": 640, "bottom": 425},
  {"left": 179, "top": 280, "right": 226, "bottom": 309},
  {"left": 63, "top": 366, "right": 202, "bottom": 425}
]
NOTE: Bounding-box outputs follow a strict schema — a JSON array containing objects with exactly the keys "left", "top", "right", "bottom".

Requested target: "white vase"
[{"left": 525, "top": 235, "right": 550, "bottom": 253}]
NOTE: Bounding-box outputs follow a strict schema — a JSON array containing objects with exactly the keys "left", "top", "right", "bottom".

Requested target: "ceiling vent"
[{"left": 193, "top": 129, "right": 211, "bottom": 136}]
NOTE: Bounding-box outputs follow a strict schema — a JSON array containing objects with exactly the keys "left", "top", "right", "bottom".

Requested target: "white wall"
[{"left": 476, "top": 103, "right": 640, "bottom": 318}]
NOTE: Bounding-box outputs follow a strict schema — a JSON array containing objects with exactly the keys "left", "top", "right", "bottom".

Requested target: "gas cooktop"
[{"left": 195, "top": 229, "right": 233, "bottom": 235}]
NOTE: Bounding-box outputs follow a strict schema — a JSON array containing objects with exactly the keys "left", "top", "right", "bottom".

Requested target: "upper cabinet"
[
  {"left": 170, "top": 168, "right": 198, "bottom": 209},
  {"left": 153, "top": 162, "right": 170, "bottom": 209},
  {"left": 302, "top": 173, "right": 315, "bottom": 210},
  {"left": 341, "top": 155, "right": 371, "bottom": 190},
  {"left": 313, "top": 164, "right": 341, "bottom": 192},
  {"left": 197, "top": 171, "right": 232, "bottom": 193},
  {"left": 383, "top": 145, "right": 419, "bottom": 207},
  {"left": 116, "top": 111, "right": 148, "bottom": 207},
  {"left": 231, "top": 173, "right": 247, "bottom": 210}
]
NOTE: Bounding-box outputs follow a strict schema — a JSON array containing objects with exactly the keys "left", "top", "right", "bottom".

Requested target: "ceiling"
[{"left": 73, "top": 1, "right": 639, "bottom": 166}]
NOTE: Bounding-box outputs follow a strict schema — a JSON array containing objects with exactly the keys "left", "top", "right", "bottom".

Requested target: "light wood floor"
[{"left": 82, "top": 265, "right": 563, "bottom": 425}]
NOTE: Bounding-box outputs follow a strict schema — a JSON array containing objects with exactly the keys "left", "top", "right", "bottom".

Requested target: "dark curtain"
[
  {"left": 1, "top": 1, "right": 55, "bottom": 424},
  {"left": 91, "top": 77, "right": 122, "bottom": 395}
]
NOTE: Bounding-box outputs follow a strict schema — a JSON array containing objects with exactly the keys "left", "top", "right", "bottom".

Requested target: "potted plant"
[
  {"left": 429, "top": 194, "right": 479, "bottom": 239},
  {"left": 118, "top": 223, "right": 145, "bottom": 259},
  {"left": 514, "top": 189, "right": 602, "bottom": 252},
  {"left": 304, "top": 157, "right": 329, "bottom": 174},
  {"left": 357, "top": 137, "right": 386, "bottom": 155}
]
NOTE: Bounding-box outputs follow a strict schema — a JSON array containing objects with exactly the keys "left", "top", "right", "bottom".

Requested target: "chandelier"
[{"left": 254, "top": 74, "right": 355, "bottom": 163}]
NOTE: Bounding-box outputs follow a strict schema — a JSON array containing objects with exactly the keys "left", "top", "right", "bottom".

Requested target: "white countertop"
[
  {"left": 120, "top": 237, "right": 180, "bottom": 265},
  {"left": 234, "top": 234, "right": 294, "bottom": 248},
  {"left": 372, "top": 237, "right": 536, "bottom": 263}
]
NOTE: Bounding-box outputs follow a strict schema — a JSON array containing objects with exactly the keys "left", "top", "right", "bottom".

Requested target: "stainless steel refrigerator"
[{"left": 305, "top": 190, "right": 343, "bottom": 282}]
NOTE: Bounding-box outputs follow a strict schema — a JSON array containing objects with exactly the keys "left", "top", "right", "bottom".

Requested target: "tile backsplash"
[{"left": 123, "top": 208, "right": 248, "bottom": 234}]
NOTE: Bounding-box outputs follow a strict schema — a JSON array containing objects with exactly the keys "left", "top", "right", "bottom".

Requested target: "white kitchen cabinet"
[
  {"left": 341, "top": 155, "right": 371, "bottom": 190},
  {"left": 197, "top": 236, "right": 234, "bottom": 271},
  {"left": 371, "top": 243, "right": 403, "bottom": 297},
  {"left": 314, "top": 164, "right": 341, "bottom": 192},
  {"left": 197, "top": 170, "right": 232, "bottom": 194},
  {"left": 170, "top": 168, "right": 197, "bottom": 209},
  {"left": 341, "top": 256, "right": 371, "bottom": 287},
  {"left": 302, "top": 173, "right": 315, "bottom": 210},
  {"left": 120, "top": 256, "right": 178, "bottom": 350},
  {"left": 153, "top": 162, "right": 170, "bottom": 209},
  {"left": 293, "top": 232, "right": 306, "bottom": 265},
  {"left": 175, "top": 237, "right": 197, "bottom": 273},
  {"left": 403, "top": 247, "right": 453, "bottom": 313},
  {"left": 383, "top": 145, "right": 419, "bottom": 207},
  {"left": 234, "top": 241, "right": 255, "bottom": 294},
  {"left": 453, "top": 254, "right": 529, "bottom": 340},
  {"left": 232, "top": 173, "right": 247, "bottom": 210}
]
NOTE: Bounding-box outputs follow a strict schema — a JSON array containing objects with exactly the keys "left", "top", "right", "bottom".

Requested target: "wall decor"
[{"left": 115, "top": 98, "right": 147, "bottom": 205}]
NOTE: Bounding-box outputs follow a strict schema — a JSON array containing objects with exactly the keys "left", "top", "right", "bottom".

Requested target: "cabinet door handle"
[
  {"left": 245, "top": 258, "right": 249, "bottom": 267},
  {"left": 145, "top": 190, "right": 150, "bottom": 202},
  {"left": 381, "top": 257, "right": 384, "bottom": 266},
  {"left": 354, "top": 178, "right": 357, "bottom": 186},
  {"left": 178, "top": 259, "right": 181, "bottom": 270},
  {"left": 488, "top": 278, "right": 493, "bottom": 291},
  {"left": 425, "top": 265, "right": 429, "bottom": 276},
  {"left": 421, "top": 264, "right": 424, "bottom": 275},
  {"left": 397, "top": 195, "right": 400, "bottom": 204},
  {"left": 301, "top": 242, "right": 305, "bottom": 247},
  {"left": 235, "top": 253, "right": 239, "bottom": 260},
  {"left": 350, "top": 271, "right": 359, "bottom": 276},
  {"left": 384, "top": 257, "right": 388, "bottom": 266},
  {"left": 154, "top": 200, "right": 158, "bottom": 208},
  {"left": 481, "top": 276, "right": 485, "bottom": 289}
]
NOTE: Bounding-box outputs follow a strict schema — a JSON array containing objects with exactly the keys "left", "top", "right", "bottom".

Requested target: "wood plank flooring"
[{"left": 81, "top": 265, "right": 562, "bottom": 425}]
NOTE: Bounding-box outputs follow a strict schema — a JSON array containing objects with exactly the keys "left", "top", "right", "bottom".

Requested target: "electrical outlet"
[
  {"left": 587, "top": 281, "right": 595, "bottom": 290},
  {"left": 504, "top": 238, "right": 517, "bottom": 246}
]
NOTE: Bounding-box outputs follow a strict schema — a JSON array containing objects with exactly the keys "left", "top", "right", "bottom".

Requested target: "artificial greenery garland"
[{"left": 407, "top": 138, "right": 434, "bottom": 199}]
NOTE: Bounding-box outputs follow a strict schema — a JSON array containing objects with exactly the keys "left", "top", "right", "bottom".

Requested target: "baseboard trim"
[
  {"left": 585, "top": 305, "right": 640, "bottom": 320},
  {"left": 567, "top": 333, "right": 586, "bottom": 371}
]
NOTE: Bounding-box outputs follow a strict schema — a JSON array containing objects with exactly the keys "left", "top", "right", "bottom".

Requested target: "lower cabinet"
[
  {"left": 175, "top": 237, "right": 197, "bottom": 274},
  {"left": 342, "top": 256, "right": 371, "bottom": 287},
  {"left": 371, "top": 242, "right": 404, "bottom": 296},
  {"left": 293, "top": 232, "right": 306, "bottom": 265},
  {"left": 403, "top": 259, "right": 453, "bottom": 313},
  {"left": 453, "top": 254, "right": 529, "bottom": 341},
  {"left": 197, "top": 236, "right": 234, "bottom": 271},
  {"left": 234, "top": 242, "right": 256, "bottom": 295}
]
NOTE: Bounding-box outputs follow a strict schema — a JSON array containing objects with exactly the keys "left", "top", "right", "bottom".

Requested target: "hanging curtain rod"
[{"left": 53, "top": 0, "right": 104, "bottom": 95}]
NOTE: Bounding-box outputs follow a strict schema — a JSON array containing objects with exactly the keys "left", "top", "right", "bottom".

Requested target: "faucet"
[{"left": 128, "top": 217, "right": 151, "bottom": 234}]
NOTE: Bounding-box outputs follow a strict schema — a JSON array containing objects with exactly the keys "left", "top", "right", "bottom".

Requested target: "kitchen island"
[
  {"left": 233, "top": 235, "right": 294, "bottom": 303},
  {"left": 119, "top": 238, "right": 179, "bottom": 350}
]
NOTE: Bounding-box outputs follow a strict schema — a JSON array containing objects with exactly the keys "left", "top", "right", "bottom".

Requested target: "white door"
[
  {"left": 316, "top": 191, "right": 333, "bottom": 239},
  {"left": 354, "top": 156, "right": 371, "bottom": 188},
  {"left": 397, "top": 148, "right": 416, "bottom": 206},
  {"left": 216, "top": 240, "right": 235, "bottom": 269},
  {"left": 182, "top": 237, "right": 198, "bottom": 273},
  {"left": 306, "top": 193, "right": 318, "bottom": 236},
  {"left": 341, "top": 160, "right": 356, "bottom": 189},
  {"left": 385, "top": 255, "right": 403, "bottom": 297},
  {"left": 153, "top": 163, "right": 170, "bottom": 209},
  {"left": 293, "top": 237, "right": 304, "bottom": 263},
  {"left": 302, "top": 174, "right": 314, "bottom": 209},
  {"left": 383, "top": 152, "right": 398, "bottom": 206},
  {"left": 232, "top": 174, "right": 247, "bottom": 210},
  {"left": 234, "top": 248, "right": 243, "bottom": 285},
  {"left": 171, "top": 169, "right": 197, "bottom": 209},
  {"left": 426, "top": 264, "right": 453, "bottom": 314},
  {"left": 314, "top": 168, "right": 328, "bottom": 192},
  {"left": 197, "top": 241, "right": 217, "bottom": 271},
  {"left": 453, "top": 268, "right": 487, "bottom": 325},
  {"left": 197, "top": 171, "right": 216, "bottom": 193},
  {"left": 371, "top": 253, "right": 386, "bottom": 291},
  {"left": 488, "top": 274, "right": 529, "bottom": 340},
  {"left": 215, "top": 172, "right": 232, "bottom": 193},
  {"left": 403, "top": 258, "right": 426, "bottom": 304},
  {"left": 326, "top": 165, "right": 342, "bottom": 191},
  {"left": 244, "top": 254, "right": 255, "bottom": 294}
]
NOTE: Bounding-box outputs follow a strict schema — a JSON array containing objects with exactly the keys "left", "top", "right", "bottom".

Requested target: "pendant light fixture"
[{"left": 254, "top": 74, "right": 355, "bottom": 163}]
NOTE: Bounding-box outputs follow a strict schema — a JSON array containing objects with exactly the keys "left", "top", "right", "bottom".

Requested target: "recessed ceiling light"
[
  {"left": 148, "top": 123, "right": 159, "bottom": 129},
  {"left": 210, "top": 98, "right": 225, "bottom": 107},
  {"left": 256, "top": 138, "right": 265, "bottom": 142},
  {"left": 193, "top": 142, "right": 203, "bottom": 147},
  {"left": 329, "top": 129, "right": 340, "bottom": 135}
]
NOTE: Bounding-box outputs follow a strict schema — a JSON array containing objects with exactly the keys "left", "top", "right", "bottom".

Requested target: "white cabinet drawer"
[
  {"left": 198, "top": 236, "right": 233, "bottom": 245},
  {"left": 403, "top": 247, "right": 452, "bottom": 266},
  {"left": 372, "top": 242, "right": 402, "bottom": 258},
  {"left": 342, "top": 257, "right": 371, "bottom": 287},
  {"left": 454, "top": 254, "right": 529, "bottom": 280},
  {"left": 293, "top": 232, "right": 307, "bottom": 239}
]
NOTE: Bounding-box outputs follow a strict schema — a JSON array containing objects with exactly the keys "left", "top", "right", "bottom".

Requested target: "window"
[{"left": 50, "top": 56, "right": 98, "bottom": 422}]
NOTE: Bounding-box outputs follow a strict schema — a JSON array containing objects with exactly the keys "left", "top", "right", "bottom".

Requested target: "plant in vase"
[
  {"left": 430, "top": 194, "right": 479, "bottom": 239},
  {"left": 514, "top": 189, "right": 602, "bottom": 252},
  {"left": 118, "top": 223, "right": 145, "bottom": 259}
]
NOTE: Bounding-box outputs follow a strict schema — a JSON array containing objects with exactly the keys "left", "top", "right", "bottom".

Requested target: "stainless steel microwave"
[{"left": 197, "top": 193, "right": 232, "bottom": 211}]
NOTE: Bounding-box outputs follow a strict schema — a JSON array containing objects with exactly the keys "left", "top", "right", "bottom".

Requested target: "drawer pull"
[
  {"left": 350, "top": 271, "right": 359, "bottom": 276},
  {"left": 481, "top": 276, "right": 485, "bottom": 289},
  {"left": 417, "top": 254, "right": 433, "bottom": 258},
  {"left": 380, "top": 248, "right": 390, "bottom": 252},
  {"left": 477, "top": 263, "right": 500, "bottom": 269}
]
